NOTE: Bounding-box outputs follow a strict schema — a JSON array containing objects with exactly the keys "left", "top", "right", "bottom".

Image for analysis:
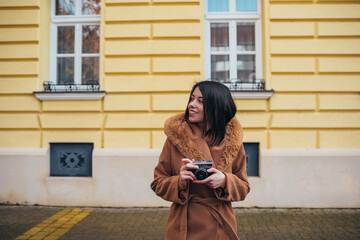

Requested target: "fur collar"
[{"left": 164, "top": 113, "right": 243, "bottom": 171}]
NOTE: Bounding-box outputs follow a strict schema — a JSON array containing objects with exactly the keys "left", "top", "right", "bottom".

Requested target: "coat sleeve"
[
  {"left": 150, "top": 138, "right": 189, "bottom": 205},
  {"left": 215, "top": 144, "right": 250, "bottom": 201}
]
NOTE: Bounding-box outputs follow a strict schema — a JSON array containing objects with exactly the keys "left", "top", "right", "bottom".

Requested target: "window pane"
[
  {"left": 208, "top": 0, "right": 229, "bottom": 12},
  {"left": 82, "top": 0, "right": 101, "bottom": 15},
  {"left": 211, "top": 23, "right": 229, "bottom": 52},
  {"left": 236, "top": 0, "right": 257, "bottom": 12},
  {"left": 82, "top": 25, "right": 100, "bottom": 53},
  {"left": 211, "top": 55, "right": 229, "bottom": 82},
  {"left": 56, "top": 0, "right": 75, "bottom": 15},
  {"left": 58, "top": 26, "right": 75, "bottom": 54},
  {"left": 237, "top": 55, "right": 255, "bottom": 82},
  {"left": 237, "top": 23, "right": 255, "bottom": 51},
  {"left": 57, "top": 57, "right": 74, "bottom": 84},
  {"left": 82, "top": 57, "right": 99, "bottom": 84}
]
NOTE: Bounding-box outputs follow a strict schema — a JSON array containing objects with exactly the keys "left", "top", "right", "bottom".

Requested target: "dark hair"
[{"left": 184, "top": 81, "right": 237, "bottom": 146}]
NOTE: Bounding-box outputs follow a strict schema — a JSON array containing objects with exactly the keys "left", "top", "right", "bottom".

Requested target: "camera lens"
[{"left": 195, "top": 168, "right": 208, "bottom": 180}]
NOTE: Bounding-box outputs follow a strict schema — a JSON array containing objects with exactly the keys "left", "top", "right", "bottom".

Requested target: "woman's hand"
[
  {"left": 193, "top": 168, "right": 226, "bottom": 189},
  {"left": 179, "top": 158, "right": 198, "bottom": 188}
]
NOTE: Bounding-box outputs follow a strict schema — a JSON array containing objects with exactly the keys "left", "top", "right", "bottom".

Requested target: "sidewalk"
[{"left": 0, "top": 205, "right": 359, "bottom": 240}]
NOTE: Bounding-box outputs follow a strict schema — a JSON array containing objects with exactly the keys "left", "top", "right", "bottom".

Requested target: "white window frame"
[
  {"left": 49, "top": 0, "right": 101, "bottom": 91},
  {"left": 204, "top": 0, "right": 263, "bottom": 91}
]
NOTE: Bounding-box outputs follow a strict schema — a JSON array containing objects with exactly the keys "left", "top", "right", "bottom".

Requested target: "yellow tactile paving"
[{"left": 15, "top": 209, "right": 93, "bottom": 240}]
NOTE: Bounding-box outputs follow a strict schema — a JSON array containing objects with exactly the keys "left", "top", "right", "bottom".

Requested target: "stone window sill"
[
  {"left": 231, "top": 90, "right": 274, "bottom": 99},
  {"left": 34, "top": 91, "right": 106, "bottom": 101}
]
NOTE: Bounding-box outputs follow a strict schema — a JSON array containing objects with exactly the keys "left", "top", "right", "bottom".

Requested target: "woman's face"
[{"left": 188, "top": 87, "right": 204, "bottom": 125}]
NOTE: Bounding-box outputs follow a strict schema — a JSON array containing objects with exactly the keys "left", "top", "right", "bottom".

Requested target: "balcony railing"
[
  {"left": 42, "top": 80, "right": 100, "bottom": 92},
  {"left": 210, "top": 78, "right": 266, "bottom": 91},
  {"left": 34, "top": 80, "right": 105, "bottom": 100}
]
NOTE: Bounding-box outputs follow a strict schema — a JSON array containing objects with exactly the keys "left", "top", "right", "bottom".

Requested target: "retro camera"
[{"left": 187, "top": 160, "right": 213, "bottom": 180}]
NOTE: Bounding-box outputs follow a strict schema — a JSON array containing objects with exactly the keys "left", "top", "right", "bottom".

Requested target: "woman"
[{"left": 150, "top": 81, "right": 250, "bottom": 240}]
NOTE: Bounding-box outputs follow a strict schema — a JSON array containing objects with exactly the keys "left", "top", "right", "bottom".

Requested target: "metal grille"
[
  {"left": 211, "top": 78, "right": 265, "bottom": 91},
  {"left": 42, "top": 80, "right": 100, "bottom": 92},
  {"left": 244, "top": 142, "right": 259, "bottom": 177},
  {"left": 50, "top": 143, "right": 93, "bottom": 177}
]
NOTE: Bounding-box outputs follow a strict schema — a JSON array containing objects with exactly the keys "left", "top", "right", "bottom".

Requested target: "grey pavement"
[{"left": 0, "top": 205, "right": 359, "bottom": 240}]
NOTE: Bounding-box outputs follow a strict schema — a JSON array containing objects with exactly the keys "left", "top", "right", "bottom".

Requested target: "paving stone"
[
  {"left": 0, "top": 205, "right": 59, "bottom": 240},
  {"left": 1, "top": 205, "right": 359, "bottom": 240}
]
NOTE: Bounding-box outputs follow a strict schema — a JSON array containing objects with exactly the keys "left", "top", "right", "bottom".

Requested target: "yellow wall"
[
  {"left": 267, "top": 0, "right": 360, "bottom": 149},
  {"left": 101, "top": 0, "right": 204, "bottom": 148},
  {"left": 0, "top": 0, "right": 42, "bottom": 148},
  {"left": 0, "top": 0, "right": 359, "bottom": 149}
]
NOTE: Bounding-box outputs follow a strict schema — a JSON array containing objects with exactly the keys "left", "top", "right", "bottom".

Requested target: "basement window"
[
  {"left": 244, "top": 142, "right": 259, "bottom": 177},
  {"left": 50, "top": 143, "right": 93, "bottom": 177}
]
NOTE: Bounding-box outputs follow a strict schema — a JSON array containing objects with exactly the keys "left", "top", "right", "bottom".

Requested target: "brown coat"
[{"left": 151, "top": 113, "right": 250, "bottom": 240}]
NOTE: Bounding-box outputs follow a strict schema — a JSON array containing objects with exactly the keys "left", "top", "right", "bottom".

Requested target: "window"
[
  {"left": 50, "top": 143, "right": 93, "bottom": 177},
  {"left": 49, "top": 0, "right": 101, "bottom": 91},
  {"left": 204, "top": 0, "right": 263, "bottom": 91},
  {"left": 244, "top": 142, "right": 259, "bottom": 177}
]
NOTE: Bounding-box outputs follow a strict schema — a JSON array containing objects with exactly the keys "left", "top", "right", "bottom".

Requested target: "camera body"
[{"left": 187, "top": 160, "right": 213, "bottom": 180}]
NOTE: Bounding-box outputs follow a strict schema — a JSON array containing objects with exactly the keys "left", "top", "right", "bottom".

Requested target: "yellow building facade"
[
  {"left": 0, "top": 0, "right": 359, "bottom": 149},
  {"left": 0, "top": 0, "right": 359, "bottom": 207}
]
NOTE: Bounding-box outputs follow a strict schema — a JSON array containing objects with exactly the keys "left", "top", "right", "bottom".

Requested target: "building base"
[{"left": 0, "top": 148, "right": 359, "bottom": 208}]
